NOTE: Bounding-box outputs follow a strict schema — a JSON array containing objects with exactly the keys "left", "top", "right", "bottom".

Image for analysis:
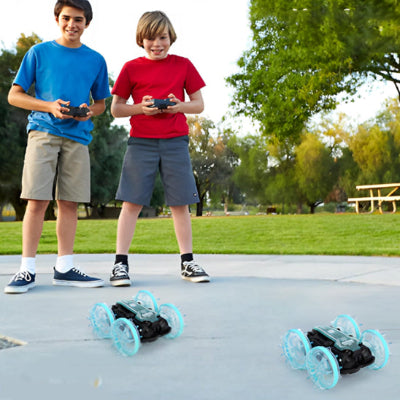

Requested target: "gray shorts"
[
  {"left": 116, "top": 136, "right": 199, "bottom": 206},
  {"left": 21, "top": 130, "right": 90, "bottom": 202}
]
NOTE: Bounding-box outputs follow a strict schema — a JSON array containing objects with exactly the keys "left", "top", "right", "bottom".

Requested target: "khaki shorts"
[{"left": 21, "top": 130, "right": 90, "bottom": 202}]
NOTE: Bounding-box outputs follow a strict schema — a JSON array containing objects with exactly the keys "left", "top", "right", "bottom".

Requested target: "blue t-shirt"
[{"left": 14, "top": 41, "right": 111, "bottom": 145}]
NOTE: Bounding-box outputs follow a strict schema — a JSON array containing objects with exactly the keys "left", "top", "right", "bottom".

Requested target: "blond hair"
[{"left": 136, "top": 11, "right": 177, "bottom": 47}]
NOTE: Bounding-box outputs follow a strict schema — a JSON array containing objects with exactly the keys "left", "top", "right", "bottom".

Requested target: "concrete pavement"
[{"left": 0, "top": 254, "right": 399, "bottom": 400}]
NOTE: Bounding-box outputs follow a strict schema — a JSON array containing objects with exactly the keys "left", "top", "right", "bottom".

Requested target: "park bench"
[{"left": 347, "top": 183, "right": 400, "bottom": 214}]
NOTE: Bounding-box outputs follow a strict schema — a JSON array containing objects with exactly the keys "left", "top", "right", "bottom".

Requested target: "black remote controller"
[
  {"left": 61, "top": 105, "right": 90, "bottom": 117},
  {"left": 148, "top": 99, "right": 176, "bottom": 110}
]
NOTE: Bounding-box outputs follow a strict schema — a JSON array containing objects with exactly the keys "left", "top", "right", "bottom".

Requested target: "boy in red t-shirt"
[{"left": 110, "top": 10, "right": 210, "bottom": 286}]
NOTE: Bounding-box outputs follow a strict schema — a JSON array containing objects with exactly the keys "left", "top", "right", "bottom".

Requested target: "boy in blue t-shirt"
[{"left": 4, "top": 0, "right": 111, "bottom": 294}]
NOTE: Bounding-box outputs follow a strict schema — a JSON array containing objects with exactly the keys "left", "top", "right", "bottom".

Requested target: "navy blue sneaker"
[
  {"left": 53, "top": 267, "right": 104, "bottom": 288},
  {"left": 4, "top": 271, "right": 36, "bottom": 294}
]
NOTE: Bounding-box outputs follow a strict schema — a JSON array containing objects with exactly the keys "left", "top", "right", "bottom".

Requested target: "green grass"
[{"left": 1, "top": 213, "right": 400, "bottom": 256}]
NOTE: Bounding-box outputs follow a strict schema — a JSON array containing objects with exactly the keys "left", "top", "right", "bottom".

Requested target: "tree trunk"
[
  {"left": 196, "top": 191, "right": 207, "bottom": 217},
  {"left": 84, "top": 204, "right": 91, "bottom": 218},
  {"left": 196, "top": 201, "right": 203, "bottom": 217}
]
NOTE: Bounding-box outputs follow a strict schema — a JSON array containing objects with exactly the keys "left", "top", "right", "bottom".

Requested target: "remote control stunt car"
[
  {"left": 282, "top": 314, "right": 390, "bottom": 390},
  {"left": 89, "top": 290, "right": 184, "bottom": 356},
  {"left": 148, "top": 98, "right": 176, "bottom": 109}
]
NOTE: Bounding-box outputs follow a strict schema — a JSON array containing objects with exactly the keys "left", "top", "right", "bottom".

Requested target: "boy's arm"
[
  {"left": 8, "top": 84, "right": 72, "bottom": 119},
  {"left": 111, "top": 95, "right": 152, "bottom": 117},
  {"left": 9, "top": 84, "right": 106, "bottom": 120},
  {"left": 167, "top": 90, "right": 204, "bottom": 114},
  {"left": 111, "top": 91, "right": 204, "bottom": 118},
  {"left": 88, "top": 99, "right": 106, "bottom": 116}
]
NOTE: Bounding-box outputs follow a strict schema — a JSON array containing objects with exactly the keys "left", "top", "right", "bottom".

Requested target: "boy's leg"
[
  {"left": 54, "top": 200, "right": 77, "bottom": 273},
  {"left": 52, "top": 199, "right": 103, "bottom": 288},
  {"left": 110, "top": 201, "right": 142, "bottom": 287},
  {"left": 22, "top": 199, "right": 50, "bottom": 258},
  {"left": 4, "top": 199, "right": 48, "bottom": 294},
  {"left": 111, "top": 138, "right": 159, "bottom": 286},
  {"left": 170, "top": 205, "right": 192, "bottom": 254},
  {"left": 21, "top": 131, "right": 59, "bottom": 260},
  {"left": 52, "top": 139, "right": 103, "bottom": 288},
  {"left": 159, "top": 136, "right": 209, "bottom": 283},
  {"left": 5, "top": 131, "right": 59, "bottom": 294},
  {"left": 116, "top": 202, "right": 143, "bottom": 254},
  {"left": 56, "top": 199, "right": 78, "bottom": 256},
  {"left": 170, "top": 205, "right": 210, "bottom": 283}
]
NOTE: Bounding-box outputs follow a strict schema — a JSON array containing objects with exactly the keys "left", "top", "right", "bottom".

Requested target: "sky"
[{"left": 1, "top": 0, "right": 398, "bottom": 133}]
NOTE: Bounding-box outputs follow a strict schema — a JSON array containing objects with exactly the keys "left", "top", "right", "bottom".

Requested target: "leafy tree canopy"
[{"left": 227, "top": 0, "right": 400, "bottom": 140}]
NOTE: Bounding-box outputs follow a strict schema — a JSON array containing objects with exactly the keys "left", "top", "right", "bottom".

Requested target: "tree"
[
  {"left": 207, "top": 129, "right": 242, "bottom": 214},
  {"left": 230, "top": 134, "right": 270, "bottom": 205},
  {"left": 263, "top": 137, "right": 299, "bottom": 212},
  {"left": 345, "top": 100, "right": 400, "bottom": 186},
  {"left": 227, "top": 0, "right": 400, "bottom": 140},
  {"left": 188, "top": 116, "right": 239, "bottom": 216},
  {"left": 335, "top": 146, "right": 360, "bottom": 200},
  {"left": 348, "top": 124, "right": 392, "bottom": 182},
  {"left": 232, "top": 125, "right": 341, "bottom": 214},
  {"left": 295, "top": 132, "right": 338, "bottom": 213},
  {"left": 88, "top": 93, "right": 128, "bottom": 217},
  {"left": 0, "top": 34, "right": 42, "bottom": 220}
]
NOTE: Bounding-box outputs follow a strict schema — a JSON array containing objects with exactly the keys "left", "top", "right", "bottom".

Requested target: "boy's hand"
[
  {"left": 142, "top": 94, "right": 180, "bottom": 115},
  {"left": 51, "top": 100, "right": 74, "bottom": 119},
  {"left": 163, "top": 94, "right": 180, "bottom": 114},
  {"left": 142, "top": 95, "right": 159, "bottom": 115},
  {"left": 72, "top": 103, "right": 93, "bottom": 121},
  {"left": 53, "top": 100, "right": 93, "bottom": 120}
]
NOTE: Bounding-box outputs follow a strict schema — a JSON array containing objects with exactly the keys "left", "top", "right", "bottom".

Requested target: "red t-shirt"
[{"left": 112, "top": 54, "right": 206, "bottom": 138}]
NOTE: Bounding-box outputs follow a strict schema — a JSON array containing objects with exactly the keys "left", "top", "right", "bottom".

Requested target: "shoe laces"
[
  {"left": 13, "top": 271, "right": 33, "bottom": 282},
  {"left": 113, "top": 263, "right": 128, "bottom": 276},
  {"left": 71, "top": 267, "right": 88, "bottom": 277},
  {"left": 183, "top": 260, "right": 203, "bottom": 273}
]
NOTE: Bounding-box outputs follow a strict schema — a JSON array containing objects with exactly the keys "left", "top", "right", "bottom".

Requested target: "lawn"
[{"left": 1, "top": 213, "right": 400, "bottom": 256}]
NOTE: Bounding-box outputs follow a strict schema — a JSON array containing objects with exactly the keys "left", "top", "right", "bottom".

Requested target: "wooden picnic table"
[{"left": 347, "top": 183, "right": 400, "bottom": 213}]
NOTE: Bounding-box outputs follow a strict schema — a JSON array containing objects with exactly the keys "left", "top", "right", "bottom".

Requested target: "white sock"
[
  {"left": 55, "top": 255, "right": 74, "bottom": 273},
  {"left": 20, "top": 257, "right": 36, "bottom": 275}
]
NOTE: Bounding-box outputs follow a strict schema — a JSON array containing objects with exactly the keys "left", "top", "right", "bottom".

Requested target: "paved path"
[{"left": 0, "top": 254, "right": 399, "bottom": 400}]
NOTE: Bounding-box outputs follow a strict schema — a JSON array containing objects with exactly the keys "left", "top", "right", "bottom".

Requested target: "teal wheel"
[
  {"left": 282, "top": 329, "right": 311, "bottom": 370},
  {"left": 89, "top": 303, "right": 114, "bottom": 339},
  {"left": 361, "top": 329, "right": 390, "bottom": 370},
  {"left": 306, "top": 346, "right": 340, "bottom": 390},
  {"left": 111, "top": 318, "right": 141, "bottom": 356},
  {"left": 134, "top": 290, "right": 159, "bottom": 313},
  {"left": 332, "top": 314, "right": 361, "bottom": 340},
  {"left": 159, "top": 303, "right": 184, "bottom": 339}
]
